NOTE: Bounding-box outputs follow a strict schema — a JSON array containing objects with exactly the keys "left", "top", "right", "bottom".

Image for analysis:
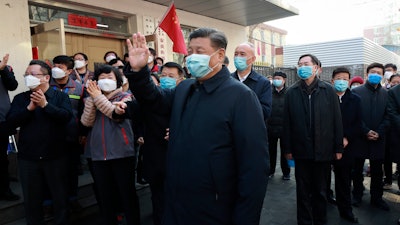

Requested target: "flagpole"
[{"left": 153, "top": 1, "right": 174, "bottom": 34}]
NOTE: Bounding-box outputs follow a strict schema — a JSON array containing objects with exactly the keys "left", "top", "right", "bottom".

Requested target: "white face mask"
[
  {"left": 24, "top": 75, "right": 41, "bottom": 89},
  {"left": 74, "top": 60, "right": 86, "bottom": 69},
  {"left": 105, "top": 55, "right": 117, "bottom": 63},
  {"left": 147, "top": 55, "right": 154, "bottom": 64},
  {"left": 384, "top": 71, "right": 393, "bottom": 80},
  {"left": 52, "top": 67, "right": 66, "bottom": 79},
  {"left": 98, "top": 79, "right": 117, "bottom": 92}
]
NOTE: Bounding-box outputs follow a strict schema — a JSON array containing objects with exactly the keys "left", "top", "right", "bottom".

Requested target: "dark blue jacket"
[
  {"left": 126, "top": 66, "right": 269, "bottom": 225},
  {"left": 386, "top": 84, "right": 400, "bottom": 162},
  {"left": 337, "top": 89, "right": 363, "bottom": 164},
  {"left": 352, "top": 82, "right": 388, "bottom": 160},
  {"left": 282, "top": 79, "right": 343, "bottom": 161},
  {"left": 7, "top": 88, "right": 72, "bottom": 160},
  {"left": 0, "top": 65, "right": 18, "bottom": 136},
  {"left": 231, "top": 69, "right": 272, "bottom": 120}
]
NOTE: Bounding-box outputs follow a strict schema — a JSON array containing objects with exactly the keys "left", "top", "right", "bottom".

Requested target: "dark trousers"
[
  {"left": 19, "top": 158, "right": 69, "bottom": 225},
  {"left": 268, "top": 135, "right": 290, "bottom": 176},
  {"left": 352, "top": 158, "right": 384, "bottom": 201},
  {"left": 67, "top": 142, "right": 81, "bottom": 199},
  {"left": 136, "top": 145, "right": 145, "bottom": 182},
  {"left": 149, "top": 178, "right": 165, "bottom": 225},
  {"left": 333, "top": 161, "right": 353, "bottom": 216},
  {"left": 295, "top": 159, "right": 330, "bottom": 225},
  {"left": 384, "top": 142, "right": 393, "bottom": 184},
  {"left": 92, "top": 157, "right": 140, "bottom": 225},
  {"left": 0, "top": 133, "right": 10, "bottom": 193},
  {"left": 42, "top": 142, "right": 81, "bottom": 205}
]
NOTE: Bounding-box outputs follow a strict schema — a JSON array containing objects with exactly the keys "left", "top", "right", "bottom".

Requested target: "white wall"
[
  {"left": 0, "top": 0, "right": 247, "bottom": 99},
  {"left": 0, "top": 0, "right": 32, "bottom": 98},
  {"left": 65, "top": 0, "right": 246, "bottom": 71}
]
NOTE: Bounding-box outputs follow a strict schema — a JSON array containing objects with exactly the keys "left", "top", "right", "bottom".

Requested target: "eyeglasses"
[
  {"left": 23, "top": 74, "right": 45, "bottom": 77},
  {"left": 114, "top": 66, "right": 124, "bottom": 69}
]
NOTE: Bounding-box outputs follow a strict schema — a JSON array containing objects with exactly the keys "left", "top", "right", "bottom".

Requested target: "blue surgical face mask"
[
  {"left": 160, "top": 77, "right": 177, "bottom": 89},
  {"left": 334, "top": 80, "right": 349, "bottom": 92},
  {"left": 368, "top": 73, "right": 382, "bottom": 85},
  {"left": 186, "top": 50, "right": 219, "bottom": 78},
  {"left": 272, "top": 79, "right": 283, "bottom": 87},
  {"left": 297, "top": 66, "right": 314, "bottom": 80},
  {"left": 234, "top": 56, "right": 248, "bottom": 71}
]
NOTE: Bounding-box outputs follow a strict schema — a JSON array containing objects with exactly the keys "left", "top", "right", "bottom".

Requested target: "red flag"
[{"left": 158, "top": 3, "right": 187, "bottom": 55}]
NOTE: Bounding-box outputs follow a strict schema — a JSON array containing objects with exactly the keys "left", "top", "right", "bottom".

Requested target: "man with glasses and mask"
[
  {"left": 282, "top": 54, "right": 343, "bottom": 225},
  {"left": 7, "top": 60, "right": 72, "bottom": 225},
  {"left": 125, "top": 28, "right": 269, "bottom": 225}
]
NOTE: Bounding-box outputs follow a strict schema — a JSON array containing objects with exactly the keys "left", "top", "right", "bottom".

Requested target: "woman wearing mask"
[
  {"left": 72, "top": 52, "right": 94, "bottom": 85},
  {"left": 81, "top": 65, "right": 140, "bottom": 225}
]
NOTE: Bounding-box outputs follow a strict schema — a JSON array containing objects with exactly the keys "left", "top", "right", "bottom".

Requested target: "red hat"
[{"left": 350, "top": 76, "right": 364, "bottom": 86}]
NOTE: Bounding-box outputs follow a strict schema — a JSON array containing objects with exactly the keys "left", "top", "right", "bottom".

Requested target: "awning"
[{"left": 145, "top": 0, "right": 299, "bottom": 26}]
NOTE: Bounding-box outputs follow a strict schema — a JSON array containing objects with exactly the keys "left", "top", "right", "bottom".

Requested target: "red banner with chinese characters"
[{"left": 68, "top": 14, "right": 97, "bottom": 29}]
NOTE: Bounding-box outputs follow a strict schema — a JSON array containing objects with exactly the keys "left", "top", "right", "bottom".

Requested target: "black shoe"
[
  {"left": 69, "top": 199, "right": 82, "bottom": 213},
  {"left": 282, "top": 174, "right": 290, "bottom": 180},
  {"left": 351, "top": 198, "right": 362, "bottom": 207},
  {"left": 0, "top": 189, "right": 20, "bottom": 201},
  {"left": 340, "top": 212, "right": 358, "bottom": 223},
  {"left": 327, "top": 195, "right": 337, "bottom": 205},
  {"left": 371, "top": 199, "right": 390, "bottom": 211}
]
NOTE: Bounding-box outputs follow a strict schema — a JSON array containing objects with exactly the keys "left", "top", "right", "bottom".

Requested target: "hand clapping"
[
  {"left": 0, "top": 54, "right": 9, "bottom": 70},
  {"left": 86, "top": 80, "right": 102, "bottom": 99}
]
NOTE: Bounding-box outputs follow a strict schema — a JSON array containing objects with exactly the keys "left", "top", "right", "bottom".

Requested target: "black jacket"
[
  {"left": 267, "top": 86, "right": 287, "bottom": 137},
  {"left": 126, "top": 65, "right": 269, "bottom": 225},
  {"left": 386, "top": 84, "right": 400, "bottom": 161},
  {"left": 7, "top": 88, "right": 72, "bottom": 160},
  {"left": 337, "top": 89, "right": 363, "bottom": 164},
  {"left": 352, "top": 82, "right": 388, "bottom": 160},
  {"left": 231, "top": 69, "right": 272, "bottom": 120},
  {"left": 282, "top": 79, "right": 343, "bottom": 161},
  {"left": 0, "top": 65, "right": 18, "bottom": 136}
]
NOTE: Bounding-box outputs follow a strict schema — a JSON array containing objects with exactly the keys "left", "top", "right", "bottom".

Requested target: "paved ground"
[
  {"left": 75, "top": 165, "right": 400, "bottom": 225},
  {"left": 5, "top": 155, "right": 400, "bottom": 225}
]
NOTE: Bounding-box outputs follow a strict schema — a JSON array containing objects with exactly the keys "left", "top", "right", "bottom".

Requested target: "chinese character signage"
[{"left": 68, "top": 14, "right": 97, "bottom": 29}]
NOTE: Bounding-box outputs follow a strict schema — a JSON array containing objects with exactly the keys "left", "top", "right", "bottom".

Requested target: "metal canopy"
[{"left": 145, "top": 0, "right": 299, "bottom": 26}]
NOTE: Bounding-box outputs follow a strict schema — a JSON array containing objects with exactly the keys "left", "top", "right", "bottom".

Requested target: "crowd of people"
[{"left": 0, "top": 27, "right": 400, "bottom": 225}]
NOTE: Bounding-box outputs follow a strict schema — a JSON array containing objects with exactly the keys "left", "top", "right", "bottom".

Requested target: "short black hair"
[
  {"left": 273, "top": 71, "right": 287, "bottom": 78},
  {"left": 93, "top": 65, "right": 123, "bottom": 88},
  {"left": 103, "top": 51, "right": 118, "bottom": 61},
  {"left": 156, "top": 57, "right": 164, "bottom": 65},
  {"left": 224, "top": 56, "right": 229, "bottom": 65},
  {"left": 189, "top": 28, "right": 227, "bottom": 50},
  {"left": 332, "top": 67, "right": 351, "bottom": 79},
  {"left": 53, "top": 55, "right": 74, "bottom": 70},
  {"left": 366, "top": 62, "right": 384, "bottom": 74},
  {"left": 385, "top": 63, "right": 397, "bottom": 71},
  {"left": 149, "top": 48, "right": 157, "bottom": 57},
  {"left": 73, "top": 52, "right": 88, "bottom": 61},
  {"left": 298, "top": 54, "right": 319, "bottom": 66},
  {"left": 124, "top": 53, "right": 129, "bottom": 58},
  {"left": 162, "top": 62, "right": 185, "bottom": 77},
  {"left": 29, "top": 60, "right": 52, "bottom": 76},
  {"left": 390, "top": 74, "right": 400, "bottom": 82}
]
